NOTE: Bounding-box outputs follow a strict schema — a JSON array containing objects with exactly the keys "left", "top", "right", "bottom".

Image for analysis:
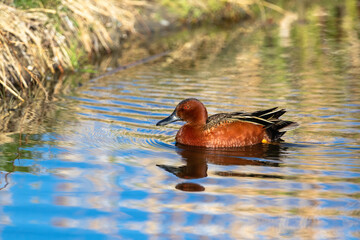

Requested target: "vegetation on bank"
[{"left": 0, "top": 0, "right": 141, "bottom": 103}]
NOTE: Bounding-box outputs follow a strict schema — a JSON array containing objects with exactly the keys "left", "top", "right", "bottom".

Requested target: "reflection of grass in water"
[
  {"left": 0, "top": 138, "right": 33, "bottom": 173},
  {"left": 0, "top": 132, "right": 48, "bottom": 190}
]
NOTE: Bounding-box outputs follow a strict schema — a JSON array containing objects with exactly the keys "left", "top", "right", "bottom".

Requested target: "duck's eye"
[{"left": 183, "top": 105, "right": 190, "bottom": 110}]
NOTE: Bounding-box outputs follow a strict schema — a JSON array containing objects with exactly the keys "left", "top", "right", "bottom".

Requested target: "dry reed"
[{"left": 0, "top": 0, "right": 143, "bottom": 103}]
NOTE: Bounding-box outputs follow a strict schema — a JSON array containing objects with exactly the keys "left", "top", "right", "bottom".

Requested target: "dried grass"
[{"left": 0, "top": 0, "right": 143, "bottom": 103}]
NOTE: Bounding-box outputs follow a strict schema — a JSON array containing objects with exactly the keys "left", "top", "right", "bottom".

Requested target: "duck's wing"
[
  {"left": 250, "top": 107, "right": 286, "bottom": 119},
  {"left": 206, "top": 107, "right": 280, "bottom": 128},
  {"left": 206, "top": 107, "right": 298, "bottom": 141},
  {"left": 206, "top": 112, "right": 234, "bottom": 128}
]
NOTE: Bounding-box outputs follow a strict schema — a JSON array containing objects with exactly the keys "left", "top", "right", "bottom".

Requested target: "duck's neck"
[{"left": 189, "top": 109, "right": 208, "bottom": 126}]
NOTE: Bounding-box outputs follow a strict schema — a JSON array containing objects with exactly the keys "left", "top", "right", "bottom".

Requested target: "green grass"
[{"left": 13, "top": 0, "right": 61, "bottom": 8}]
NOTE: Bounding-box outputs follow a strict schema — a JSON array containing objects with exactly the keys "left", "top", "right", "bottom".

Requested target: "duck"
[{"left": 156, "top": 98, "right": 298, "bottom": 148}]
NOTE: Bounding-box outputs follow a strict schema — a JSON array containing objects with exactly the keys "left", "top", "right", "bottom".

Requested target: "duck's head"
[{"left": 156, "top": 98, "right": 208, "bottom": 126}]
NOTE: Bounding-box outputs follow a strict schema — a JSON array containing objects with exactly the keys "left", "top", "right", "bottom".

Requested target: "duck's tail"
[
  {"left": 264, "top": 119, "right": 299, "bottom": 141},
  {"left": 252, "top": 107, "right": 298, "bottom": 141}
]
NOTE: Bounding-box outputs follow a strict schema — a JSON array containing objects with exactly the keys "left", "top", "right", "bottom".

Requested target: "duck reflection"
[
  {"left": 158, "top": 143, "right": 287, "bottom": 192},
  {"left": 175, "top": 182, "right": 205, "bottom": 192}
]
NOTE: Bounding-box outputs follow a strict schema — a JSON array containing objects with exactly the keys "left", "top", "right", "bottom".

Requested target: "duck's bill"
[{"left": 156, "top": 111, "right": 181, "bottom": 126}]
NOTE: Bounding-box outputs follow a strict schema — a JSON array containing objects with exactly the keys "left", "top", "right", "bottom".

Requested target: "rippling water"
[{"left": 1, "top": 19, "right": 360, "bottom": 239}]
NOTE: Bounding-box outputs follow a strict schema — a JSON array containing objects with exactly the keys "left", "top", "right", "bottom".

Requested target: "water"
[{"left": 1, "top": 18, "right": 360, "bottom": 239}]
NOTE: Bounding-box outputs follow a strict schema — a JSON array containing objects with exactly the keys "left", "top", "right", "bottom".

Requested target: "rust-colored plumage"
[{"left": 156, "top": 98, "right": 298, "bottom": 148}]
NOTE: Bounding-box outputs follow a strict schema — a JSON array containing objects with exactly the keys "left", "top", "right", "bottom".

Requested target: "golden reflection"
[
  {"left": 87, "top": 217, "right": 118, "bottom": 235},
  {"left": 52, "top": 216, "right": 119, "bottom": 235},
  {"left": 52, "top": 218, "right": 78, "bottom": 228},
  {"left": 54, "top": 196, "right": 80, "bottom": 207},
  {"left": 55, "top": 182, "right": 77, "bottom": 192}
]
